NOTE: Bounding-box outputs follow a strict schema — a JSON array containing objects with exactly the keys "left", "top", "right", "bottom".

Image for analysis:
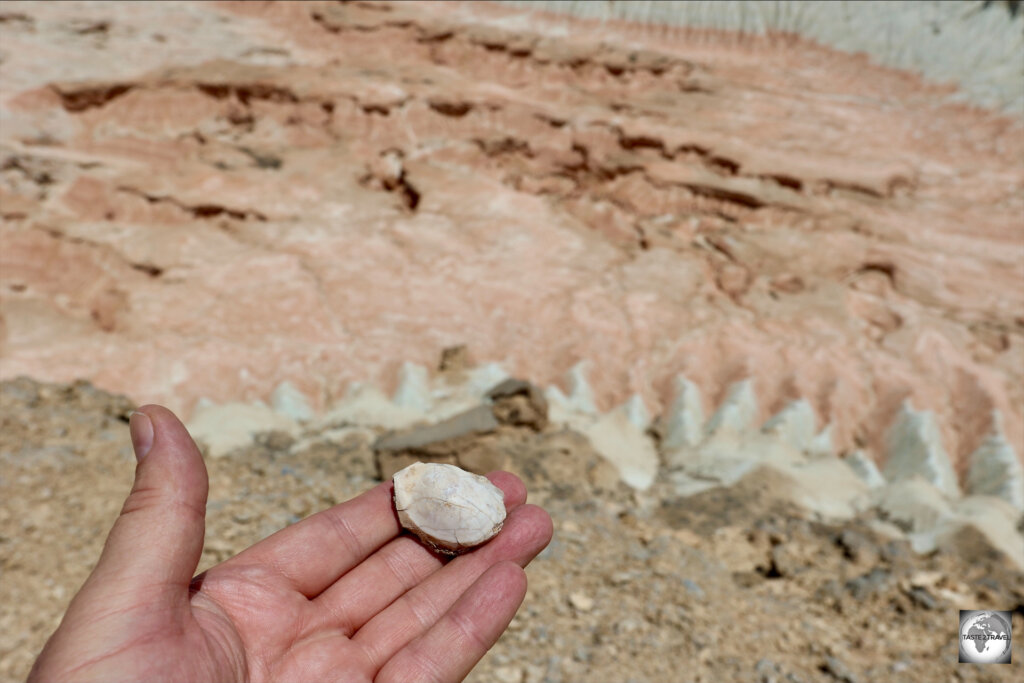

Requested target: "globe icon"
[{"left": 959, "top": 611, "right": 1011, "bottom": 664}]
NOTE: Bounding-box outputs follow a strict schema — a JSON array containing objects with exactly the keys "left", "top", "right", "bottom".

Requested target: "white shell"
[{"left": 392, "top": 462, "right": 506, "bottom": 555}]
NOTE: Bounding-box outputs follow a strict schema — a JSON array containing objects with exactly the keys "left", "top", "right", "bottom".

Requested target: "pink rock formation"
[{"left": 1, "top": 1, "right": 1021, "bottom": 475}]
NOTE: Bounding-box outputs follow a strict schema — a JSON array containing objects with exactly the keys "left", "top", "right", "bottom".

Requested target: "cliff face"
[{"left": 2, "top": 0, "right": 1022, "bottom": 473}]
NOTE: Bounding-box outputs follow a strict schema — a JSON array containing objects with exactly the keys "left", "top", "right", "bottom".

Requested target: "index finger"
[
  {"left": 219, "top": 471, "right": 527, "bottom": 598},
  {"left": 222, "top": 479, "right": 398, "bottom": 597}
]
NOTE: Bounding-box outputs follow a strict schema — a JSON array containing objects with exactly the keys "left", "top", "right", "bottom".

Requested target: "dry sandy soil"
[
  {"left": 1, "top": 2, "right": 1023, "bottom": 682},
  {"left": 2, "top": 377, "right": 1023, "bottom": 683}
]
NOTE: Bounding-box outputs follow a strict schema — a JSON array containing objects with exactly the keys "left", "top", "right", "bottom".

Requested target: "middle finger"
[{"left": 351, "top": 502, "right": 552, "bottom": 670}]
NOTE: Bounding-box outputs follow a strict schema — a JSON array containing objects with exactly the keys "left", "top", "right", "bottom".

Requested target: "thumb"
[{"left": 86, "top": 404, "right": 209, "bottom": 604}]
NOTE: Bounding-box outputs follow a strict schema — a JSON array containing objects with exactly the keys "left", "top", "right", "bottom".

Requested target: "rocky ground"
[{"left": 2, "top": 376, "right": 1022, "bottom": 683}]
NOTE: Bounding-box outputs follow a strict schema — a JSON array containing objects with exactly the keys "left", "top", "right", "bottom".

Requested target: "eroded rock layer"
[{"left": 1, "top": 1, "right": 1022, "bottom": 475}]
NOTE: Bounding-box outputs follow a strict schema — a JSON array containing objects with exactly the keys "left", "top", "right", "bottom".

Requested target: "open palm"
[{"left": 29, "top": 405, "right": 552, "bottom": 683}]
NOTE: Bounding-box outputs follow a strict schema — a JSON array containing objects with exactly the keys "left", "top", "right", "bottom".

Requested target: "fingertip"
[
  {"left": 130, "top": 404, "right": 208, "bottom": 491},
  {"left": 513, "top": 503, "right": 553, "bottom": 539},
  {"left": 486, "top": 503, "right": 553, "bottom": 566},
  {"left": 533, "top": 503, "right": 554, "bottom": 542},
  {"left": 488, "top": 560, "right": 528, "bottom": 597},
  {"left": 486, "top": 470, "right": 527, "bottom": 510},
  {"left": 133, "top": 403, "right": 174, "bottom": 421}
]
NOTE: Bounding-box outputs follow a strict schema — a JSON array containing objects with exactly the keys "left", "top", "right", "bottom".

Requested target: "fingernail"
[{"left": 129, "top": 411, "right": 154, "bottom": 460}]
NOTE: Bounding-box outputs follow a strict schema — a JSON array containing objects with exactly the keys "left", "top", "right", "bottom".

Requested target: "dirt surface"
[
  {"left": 1, "top": 1, "right": 1022, "bottom": 475},
  {"left": 2, "top": 377, "right": 1023, "bottom": 683}
]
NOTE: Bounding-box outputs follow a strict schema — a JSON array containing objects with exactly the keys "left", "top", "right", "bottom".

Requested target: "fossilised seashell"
[{"left": 392, "top": 461, "right": 506, "bottom": 555}]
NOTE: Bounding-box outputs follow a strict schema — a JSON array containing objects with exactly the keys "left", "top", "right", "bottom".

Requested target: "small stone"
[
  {"left": 493, "top": 665, "right": 524, "bottom": 683},
  {"left": 572, "top": 646, "right": 592, "bottom": 663},
  {"left": 560, "top": 520, "right": 581, "bottom": 535},
  {"left": 845, "top": 568, "right": 891, "bottom": 601},
  {"left": 682, "top": 578, "right": 705, "bottom": 598},
  {"left": 608, "top": 571, "right": 635, "bottom": 585},
  {"left": 569, "top": 591, "right": 595, "bottom": 612},
  {"left": 822, "top": 655, "right": 858, "bottom": 683},
  {"left": 392, "top": 462, "right": 506, "bottom": 555},
  {"left": 755, "top": 658, "right": 781, "bottom": 683},
  {"left": 767, "top": 543, "right": 801, "bottom": 577},
  {"left": 906, "top": 586, "right": 938, "bottom": 610},
  {"left": 836, "top": 529, "right": 877, "bottom": 565}
]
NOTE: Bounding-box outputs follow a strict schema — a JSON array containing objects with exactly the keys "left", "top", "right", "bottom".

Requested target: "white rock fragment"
[
  {"left": 671, "top": 446, "right": 759, "bottom": 487},
  {"left": 883, "top": 402, "right": 960, "bottom": 497},
  {"left": 392, "top": 462, "right": 506, "bottom": 555},
  {"left": 425, "top": 362, "right": 511, "bottom": 422},
  {"left": 568, "top": 591, "right": 595, "bottom": 612},
  {"left": 271, "top": 381, "right": 314, "bottom": 422},
  {"left": 465, "top": 362, "right": 511, "bottom": 396},
  {"left": 620, "top": 394, "right": 650, "bottom": 431},
  {"left": 544, "top": 362, "right": 603, "bottom": 430},
  {"left": 937, "top": 496, "right": 1024, "bottom": 570},
  {"left": 288, "top": 426, "right": 376, "bottom": 455},
  {"left": 785, "top": 458, "right": 871, "bottom": 520},
  {"left": 318, "top": 382, "right": 425, "bottom": 430},
  {"left": 661, "top": 375, "right": 704, "bottom": 454},
  {"left": 668, "top": 469, "right": 720, "bottom": 498},
  {"left": 705, "top": 379, "right": 758, "bottom": 439},
  {"left": 543, "top": 385, "right": 577, "bottom": 425},
  {"left": 966, "top": 413, "right": 1024, "bottom": 511},
  {"left": 760, "top": 399, "right": 816, "bottom": 451},
  {"left": 875, "top": 479, "right": 953, "bottom": 533},
  {"left": 582, "top": 408, "right": 660, "bottom": 490},
  {"left": 566, "top": 361, "right": 599, "bottom": 415},
  {"left": 392, "top": 362, "right": 432, "bottom": 413},
  {"left": 493, "top": 666, "right": 525, "bottom": 683},
  {"left": 808, "top": 423, "right": 835, "bottom": 458},
  {"left": 845, "top": 450, "right": 886, "bottom": 489},
  {"left": 187, "top": 400, "right": 300, "bottom": 459}
]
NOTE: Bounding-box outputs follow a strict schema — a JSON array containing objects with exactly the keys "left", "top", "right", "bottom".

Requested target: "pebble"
[
  {"left": 836, "top": 529, "right": 875, "bottom": 564},
  {"left": 572, "top": 646, "right": 592, "bottom": 663},
  {"left": 822, "top": 655, "right": 859, "bottom": 683},
  {"left": 614, "top": 617, "right": 643, "bottom": 634},
  {"left": 682, "top": 578, "right": 705, "bottom": 598},
  {"left": 494, "top": 664, "right": 525, "bottom": 683},
  {"left": 608, "top": 570, "right": 637, "bottom": 585},
  {"left": 569, "top": 591, "right": 595, "bottom": 612},
  {"left": 755, "top": 658, "right": 781, "bottom": 683},
  {"left": 845, "top": 568, "right": 891, "bottom": 600},
  {"left": 906, "top": 586, "right": 938, "bottom": 610}
]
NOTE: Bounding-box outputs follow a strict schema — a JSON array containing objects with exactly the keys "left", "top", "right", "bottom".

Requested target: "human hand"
[{"left": 29, "top": 405, "right": 553, "bottom": 682}]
